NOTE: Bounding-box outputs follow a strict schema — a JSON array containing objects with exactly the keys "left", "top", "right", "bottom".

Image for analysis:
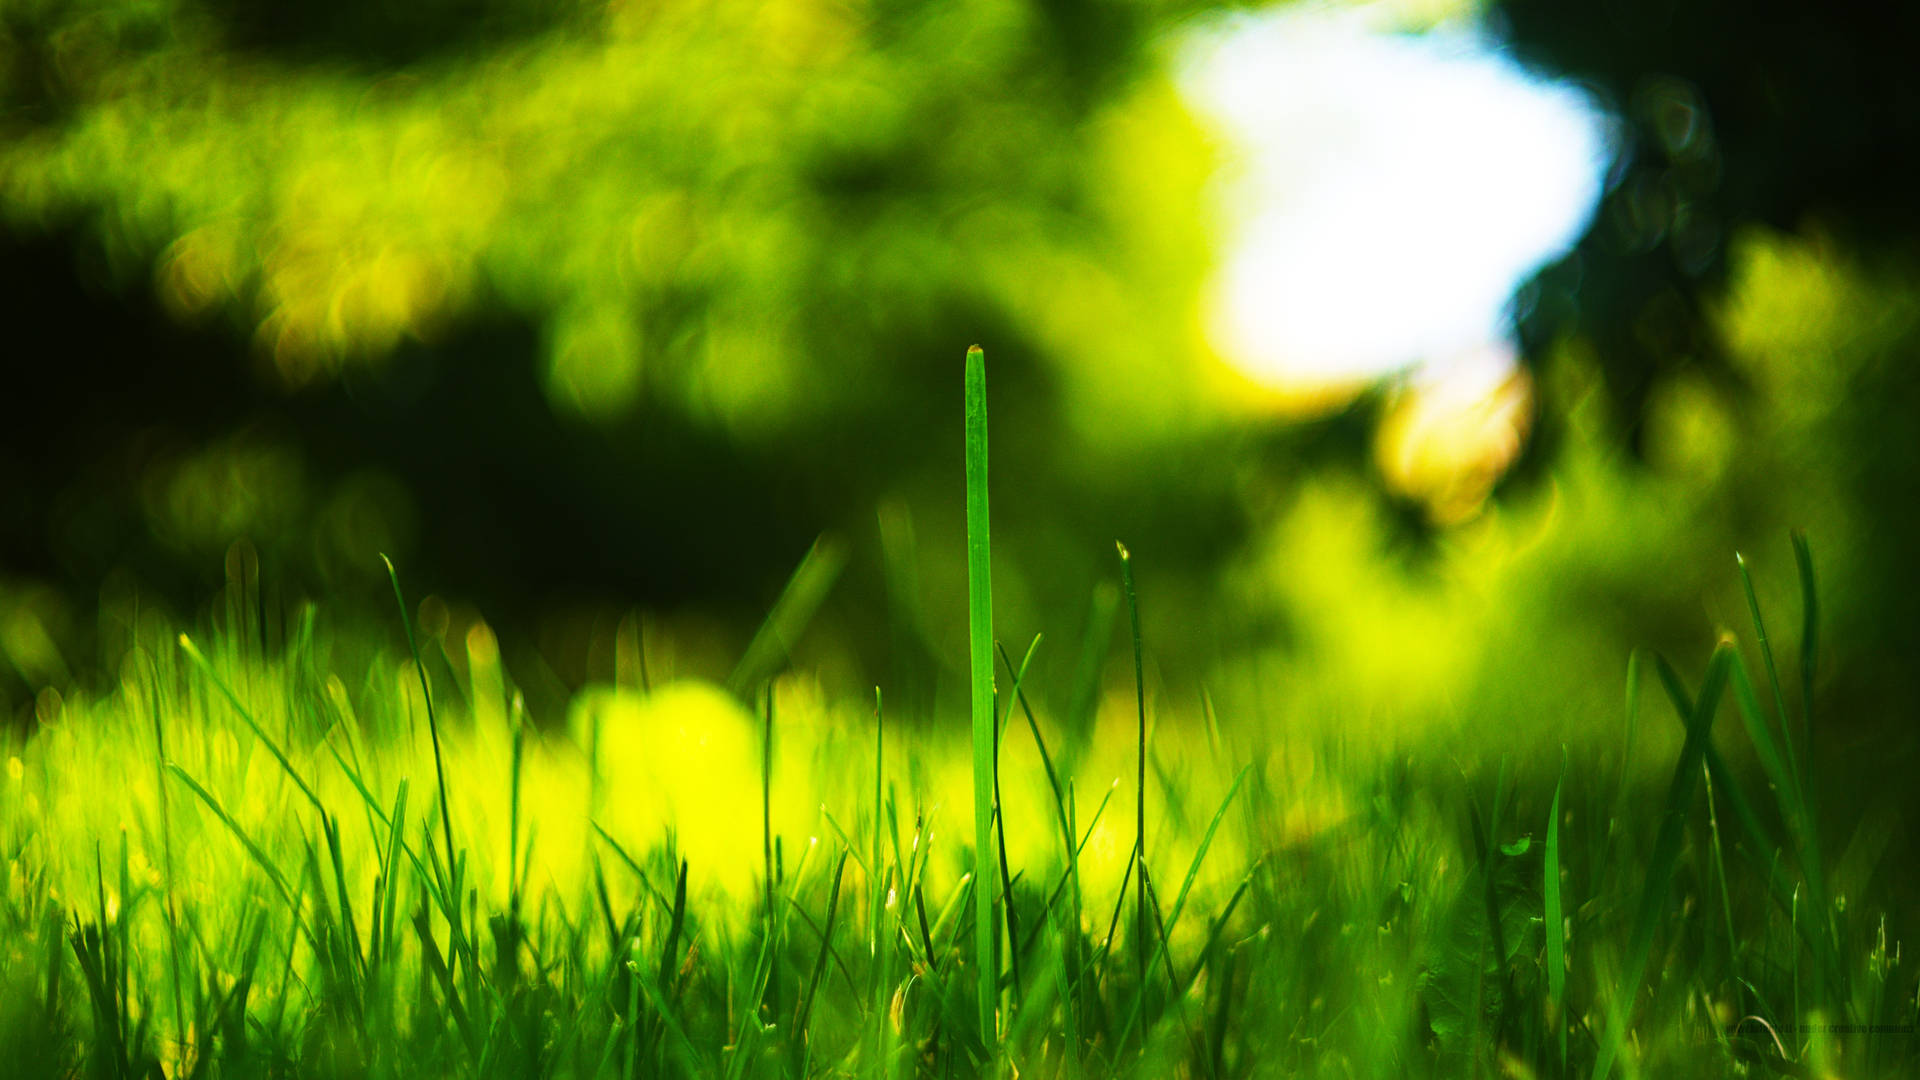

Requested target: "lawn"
[{"left": 0, "top": 353, "right": 1910, "bottom": 1078}]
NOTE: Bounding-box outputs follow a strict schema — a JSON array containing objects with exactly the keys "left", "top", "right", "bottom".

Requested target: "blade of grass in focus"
[
  {"left": 1545, "top": 748, "right": 1567, "bottom": 1072},
  {"left": 1119, "top": 540, "right": 1148, "bottom": 993},
  {"left": 963, "top": 343, "right": 997, "bottom": 1046}
]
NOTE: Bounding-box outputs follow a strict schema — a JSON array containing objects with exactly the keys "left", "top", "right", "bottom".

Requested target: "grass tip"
[{"left": 1116, "top": 541, "right": 1130, "bottom": 561}]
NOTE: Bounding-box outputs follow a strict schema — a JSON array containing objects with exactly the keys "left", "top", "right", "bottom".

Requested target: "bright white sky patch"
[{"left": 1180, "top": 5, "right": 1613, "bottom": 389}]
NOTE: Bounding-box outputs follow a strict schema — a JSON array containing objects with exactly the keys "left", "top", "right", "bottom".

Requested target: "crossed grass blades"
[{"left": 1, "top": 349, "right": 1912, "bottom": 1078}]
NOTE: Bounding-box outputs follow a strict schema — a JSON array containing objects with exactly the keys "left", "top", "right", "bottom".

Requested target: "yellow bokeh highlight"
[{"left": 1377, "top": 363, "right": 1534, "bottom": 524}]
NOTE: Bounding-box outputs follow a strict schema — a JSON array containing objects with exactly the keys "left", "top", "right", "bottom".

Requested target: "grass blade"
[
  {"left": 178, "top": 634, "right": 326, "bottom": 816},
  {"left": 1545, "top": 747, "right": 1568, "bottom": 1071},
  {"left": 1118, "top": 540, "right": 1148, "bottom": 987},
  {"left": 1115, "top": 766, "right": 1249, "bottom": 1052},
  {"left": 964, "top": 343, "right": 998, "bottom": 1044},
  {"left": 794, "top": 849, "right": 850, "bottom": 1044},
  {"left": 1591, "top": 641, "right": 1731, "bottom": 1080},
  {"left": 382, "top": 555, "right": 458, "bottom": 898},
  {"left": 166, "top": 762, "right": 299, "bottom": 912},
  {"left": 1736, "top": 553, "right": 1802, "bottom": 799},
  {"left": 1791, "top": 531, "right": 1818, "bottom": 764}
]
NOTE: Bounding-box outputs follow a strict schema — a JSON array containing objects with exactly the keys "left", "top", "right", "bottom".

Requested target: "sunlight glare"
[{"left": 1181, "top": 6, "right": 1613, "bottom": 392}]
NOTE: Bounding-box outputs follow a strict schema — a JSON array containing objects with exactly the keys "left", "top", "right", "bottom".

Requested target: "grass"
[
  {"left": 0, "top": 348, "right": 1914, "bottom": 1078},
  {"left": 965, "top": 343, "right": 997, "bottom": 1048}
]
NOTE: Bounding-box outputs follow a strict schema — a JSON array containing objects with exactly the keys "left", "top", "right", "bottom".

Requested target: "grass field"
[{"left": 1, "top": 352, "right": 1912, "bottom": 1078}]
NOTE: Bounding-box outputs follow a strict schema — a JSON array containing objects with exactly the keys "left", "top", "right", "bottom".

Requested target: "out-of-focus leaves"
[
  {"left": 0, "top": 0, "right": 1247, "bottom": 693},
  {"left": 1, "top": 0, "right": 1212, "bottom": 435},
  {"left": 1499, "top": 0, "right": 1920, "bottom": 450}
]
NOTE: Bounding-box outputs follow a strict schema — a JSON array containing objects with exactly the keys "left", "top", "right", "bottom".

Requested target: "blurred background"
[{"left": 2, "top": 0, "right": 1915, "bottom": 776}]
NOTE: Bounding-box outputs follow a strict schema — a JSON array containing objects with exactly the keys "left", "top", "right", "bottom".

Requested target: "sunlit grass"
[
  {"left": 0, "top": 352, "right": 1912, "bottom": 1078},
  {"left": 2, "top": 556, "right": 1911, "bottom": 1077}
]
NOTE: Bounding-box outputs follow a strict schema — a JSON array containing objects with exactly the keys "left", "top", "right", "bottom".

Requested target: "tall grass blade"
[
  {"left": 1118, "top": 540, "right": 1148, "bottom": 986},
  {"left": 761, "top": 686, "right": 780, "bottom": 1024},
  {"left": 964, "top": 343, "right": 998, "bottom": 1044},
  {"left": 1545, "top": 747, "right": 1567, "bottom": 1072},
  {"left": 143, "top": 651, "right": 189, "bottom": 1064},
  {"left": 660, "top": 859, "right": 688, "bottom": 1001},
  {"left": 178, "top": 634, "right": 326, "bottom": 815},
  {"left": 1736, "top": 553, "right": 1802, "bottom": 797},
  {"left": 382, "top": 555, "right": 458, "bottom": 897},
  {"left": 987, "top": 634, "right": 1042, "bottom": 1008},
  {"left": 999, "top": 639, "right": 1073, "bottom": 861},
  {"left": 1651, "top": 656, "right": 1839, "bottom": 993},
  {"left": 374, "top": 779, "right": 410, "bottom": 970},
  {"left": 794, "top": 849, "right": 850, "bottom": 1044},
  {"left": 1726, "top": 653, "right": 1803, "bottom": 817},
  {"left": 1591, "top": 641, "right": 1731, "bottom": 1080},
  {"left": 1115, "top": 766, "right": 1249, "bottom": 1052},
  {"left": 1790, "top": 531, "right": 1818, "bottom": 760},
  {"left": 1701, "top": 756, "right": 1740, "bottom": 1003},
  {"left": 166, "top": 762, "right": 299, "bottom": 912}
]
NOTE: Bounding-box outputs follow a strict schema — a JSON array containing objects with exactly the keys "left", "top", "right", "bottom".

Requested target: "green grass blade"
[
  {"left": 382, "top": 555, "right": 459, "bottom": 893},
  {"left": 1791, "top": 531, "right": 1818, "bottom": 760},
  {"left": 1736, "top": 553, "right": 1803, "bottom": 798},
  {"left": 375, "top": 779, "right": 410, "bottom": 970},
  {"left": 760, "top": 686, "right": 780, "bottom": 1024},
  {"left": 659, "top": 859, "right": 689, "bottom": 1002},
  {"left": 1118, "top": 540, "right": 1148, "bottom": 987},
  {"left": 1614, "top": 650, "right": 1642, "bottom": 823},
  {"left": 1115, "top": 766, "right": 1249, "bottom": 1052},
  {"left": 178, "top": 634, "right": 326, "bottom": 816},
  {"left": 964, "top": 343, "right": 997, "bottom": 1045},
  {"left": 1651, "top": 656, "right": 1841, "bottom": 987},
  {"left": 141, "top": 651, "right": 189, "bottom": 1060},
  {"left": 166, "top": 762, "right": 300, "bottom": 913},
  {"left": 626, "top": 936, "right": 704, "bottom": 1076},
  {"left": 319, "top": 810, "right": 366, "bottom": 991},
  {"left": 1177, "top": 861, "right": 1257, "bottom": 1002},
  {"left": 1156, "top": 765, "right": 1249, "bottom": 963},
  {"left": 999, "top": 634, "right": 1087, "bottom": 1032},
  {"left": 996, "top": 633, "right": 1043, "bottom": 745},
  {"left": 1545, "top": 747, "right": 1568, "bottom": 1072},
  {"left": 1591, "top": 641, "right": 1731, "bottom": 1080},
  {"left": 1725, "top": 651, "right": 1803, "bottom": 816},
  {"left": 793, "top": 849, "right": 849, "bottom": 1042},
  {"left": 998, "top": 638, "right": 1073, "bottom": 861},
  {"left": 1701, "top": 754, "right": 1740, "bottom": 1005},
  {"left": 986, "top": 634, "right": 1041, "bottom": 1007}
]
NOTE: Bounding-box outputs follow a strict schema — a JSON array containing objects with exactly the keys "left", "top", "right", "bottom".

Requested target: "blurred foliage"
[
  {"left": 1498, "top": 0, "right": 1920, "bottom": 450},
  {"left": 0, "top": 0, "right": 1255, "bottom": 668},
  {"left": 1485, "top": 0, "right": 1920, "bottom": 764},
  {"left": 1, "top": 0, "right": 1211, "bottom": 429},
  {"left": 1209, "top": 225, "right": 1920, "bottom": 837}
]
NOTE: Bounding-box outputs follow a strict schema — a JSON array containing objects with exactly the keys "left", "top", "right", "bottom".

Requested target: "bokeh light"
[{"left": 1181, "top": 4, "right": 1612, "bottom": 394}]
